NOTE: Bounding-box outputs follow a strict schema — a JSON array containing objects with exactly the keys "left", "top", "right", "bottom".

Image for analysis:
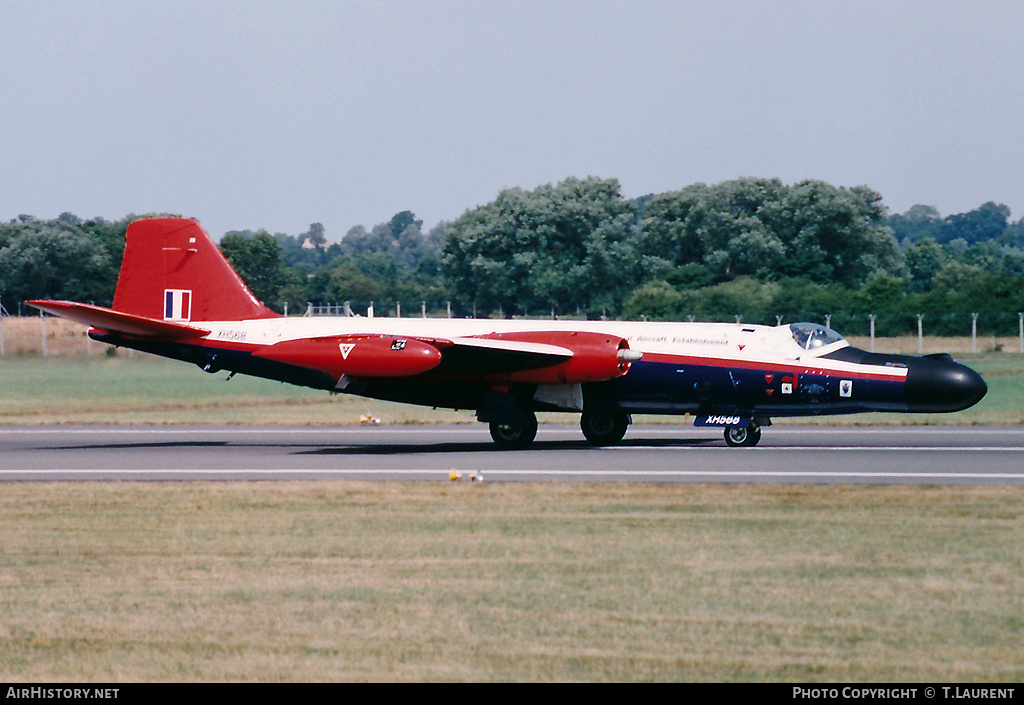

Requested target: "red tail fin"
[{"left": 112, "top": 218, "right": 280, "bottom": 322}]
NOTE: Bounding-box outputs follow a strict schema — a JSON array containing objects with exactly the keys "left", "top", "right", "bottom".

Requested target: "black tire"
[
  {"left": 580, "top": 411, "right": 630, "bottom": 446},
  {"left": 724, "top": 423, "right": 761, "bottom": 447},
  {"left": 489, "top": 413, "right": 538, "bottom": 450}
]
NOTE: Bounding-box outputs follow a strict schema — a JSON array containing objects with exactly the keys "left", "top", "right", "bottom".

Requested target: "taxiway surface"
[{"left": 2, "top": 424, "right": 1023, "bottom": 484}]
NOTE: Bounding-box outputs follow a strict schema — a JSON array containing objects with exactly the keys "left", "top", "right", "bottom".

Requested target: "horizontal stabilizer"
[{"left": 26, "top": 300, "right": 211, "bottom": 339}]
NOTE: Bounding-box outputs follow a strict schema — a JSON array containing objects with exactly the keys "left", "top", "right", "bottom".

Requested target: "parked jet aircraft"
[{"left": 29, "top": 218, "right": 987, "bottom": 448}]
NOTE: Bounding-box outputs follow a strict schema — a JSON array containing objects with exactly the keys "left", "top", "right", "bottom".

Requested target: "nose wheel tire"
[
  {"left": 581, "top": 411, "right": 630, "bottom": 446},
  {"left": 724, "top": 423, "right": 761, "bottom": 447},
  {"left": 489, "top": 413, "right": 538, "bottom": 450}
]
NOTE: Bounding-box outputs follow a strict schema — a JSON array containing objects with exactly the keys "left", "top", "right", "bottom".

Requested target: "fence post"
[
  {"left": 971, "top": 313, "right": 978, "bottom": 353},
  {"left": 869, "top": 315, "right": 876, "bottom": 353},
  {"left": 917, "top": 314, "right": 924, "bottom": 354},
  {"left": 41, "top": 309, "right": 48, "bottom": 357},
  {"left": 1019, "top": 313, "right": 1023, "bottom": 354}
]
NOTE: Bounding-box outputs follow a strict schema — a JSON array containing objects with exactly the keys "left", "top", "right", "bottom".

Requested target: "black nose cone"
[{"left": 904, "top": 354, "right": 987, "bottom": 413}]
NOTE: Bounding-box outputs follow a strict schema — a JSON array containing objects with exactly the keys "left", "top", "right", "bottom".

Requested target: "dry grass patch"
[
  {"left": 1, "top": 482, "right": 1022, "bottom": 681},
  {"left": 0, "top": 356, "right": 477, "bottom": 425},
  {"left": 1, "top": 317, "right": 101, "bottom": 357},
  {"left": 844, "top": 335, "right": 1019, "bottom": 355}
]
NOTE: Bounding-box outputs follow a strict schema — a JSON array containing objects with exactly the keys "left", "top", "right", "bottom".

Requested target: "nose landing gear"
[{"left": 724, "top": 422, "right": 762, "bottom": 447}]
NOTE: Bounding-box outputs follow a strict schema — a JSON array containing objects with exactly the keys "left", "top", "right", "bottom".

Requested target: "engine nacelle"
[
  {"left": 254, "top": 335, "right": 442, "bottom": 379},
  {"left": 473, "top": 330, "right": 639, "bottom": 385}
]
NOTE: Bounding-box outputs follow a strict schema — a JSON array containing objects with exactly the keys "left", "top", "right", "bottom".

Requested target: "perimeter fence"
[{"left": 4, "top": 302, "right": 1024, "bottom": 357}]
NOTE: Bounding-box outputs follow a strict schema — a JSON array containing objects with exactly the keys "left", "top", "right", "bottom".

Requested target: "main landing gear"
[
  {"left": 484, "top": 404, "right": 765, "bottom": 450},
  {"left": 488, "top": 410, "right": 631, "bottom": 449},
  {"left": 723, "top": 422, "right": 762, "bottom": 447},
  {"left": 488, "top": 411, "right": 538, "bottom": 450},
  {"left": 488, "top": 409, "right": 633, "bottom": 449},
  {"left": 580, "top": 410, "right": 630, "bottom": 446}
]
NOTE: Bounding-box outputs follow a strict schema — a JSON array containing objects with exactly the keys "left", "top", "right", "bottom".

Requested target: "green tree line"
[{"left": 4, "top": 177, "right": 1024, "bottom": 335}]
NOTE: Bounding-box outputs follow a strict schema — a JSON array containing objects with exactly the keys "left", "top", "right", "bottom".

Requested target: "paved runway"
[{"left": 2, "top": 424, "right": 1024, "bottom": 484}]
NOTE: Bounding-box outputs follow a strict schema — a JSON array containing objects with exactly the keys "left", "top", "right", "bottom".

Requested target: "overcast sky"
[{"left": 3, "top": 0, "right": 1023, "bottom": 241}]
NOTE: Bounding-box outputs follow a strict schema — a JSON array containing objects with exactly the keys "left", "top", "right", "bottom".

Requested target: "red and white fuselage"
[{"left": 29, "top": 218, "right": 987, "bottom": 448}]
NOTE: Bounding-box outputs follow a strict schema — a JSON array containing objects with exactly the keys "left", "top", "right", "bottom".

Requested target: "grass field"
[
  {"left": 2, "top": 482, "right": 1023, "bottom": 682},
  {"left": 2, "top": 324, "right": 1024, "bottom": 681}
]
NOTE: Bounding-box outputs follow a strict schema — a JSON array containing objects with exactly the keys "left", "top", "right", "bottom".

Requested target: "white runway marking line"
[
  {"left": 0, "top": 427, "right": 490, "bottom": 435},
  {"left": 5, "top": 468, "right": 1024, "bottom": 480},
  {"left": 605, "top": 445, "right": 1024, "bottom": 452},
  {"left": 4, "top": 426, "right": 1024, "bottom": 434}
]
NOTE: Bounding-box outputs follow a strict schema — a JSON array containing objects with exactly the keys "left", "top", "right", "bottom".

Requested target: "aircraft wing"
[
  {"left": 251, "top": 334, "right": 570, "bottom": 378},
  {"left": 428, "top": 336, "right": 573, "bottom": 374},
  {"left": 253, "top": 330, "right": 638, "bottom": 385},
  {"left": 435, "top": 331, "right": 640, "bottom": 384},
  {"left": 26, "top": 300, "right": 211, "bottom": 339}
]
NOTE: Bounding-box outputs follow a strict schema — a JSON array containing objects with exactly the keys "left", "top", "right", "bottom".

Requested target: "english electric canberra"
[{"left": 30, "top": 218, "right": 987, "bottom": 448}]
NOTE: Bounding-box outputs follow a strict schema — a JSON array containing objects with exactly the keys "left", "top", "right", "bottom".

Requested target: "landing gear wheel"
[
  {"left": 724, "top": 423, "right": 761, "bottom": 447},
  {"left": 580, "top": 411, "right": 630, "bottom": 446},
  {"left": 489, "top": 412, "right": 538, "bottom": 450}
]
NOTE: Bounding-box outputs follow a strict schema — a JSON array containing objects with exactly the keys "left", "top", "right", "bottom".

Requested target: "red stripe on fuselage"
[
  {"left": 169, "top": 337, "right": 909, "bottom": 387},
  {"left": 637, "top": 351, "right": 907, "bottom": 382}
]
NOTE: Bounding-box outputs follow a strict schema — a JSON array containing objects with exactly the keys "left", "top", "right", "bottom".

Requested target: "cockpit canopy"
[{"left": 789, "top": 322, "right": 846, "bottom": 351}]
